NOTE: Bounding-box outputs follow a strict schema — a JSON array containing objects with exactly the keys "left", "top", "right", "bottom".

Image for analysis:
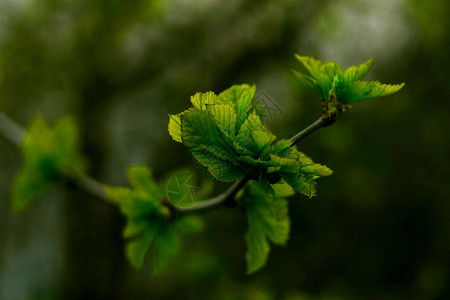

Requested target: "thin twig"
[
  {"left": 177, "top": 176, "right": 249, "bottom": 213},
  {"left": 290, "top": 116, "right": 333, "bottom": 146},
  {"left": 76, "top": 176, "right": 110, "bottom": 202},
  {"left": 0, "top": 111, "right": 334, "bottom": 214},
  {"left": 0, "top": 112, "right": 26, "bottom": 146}
]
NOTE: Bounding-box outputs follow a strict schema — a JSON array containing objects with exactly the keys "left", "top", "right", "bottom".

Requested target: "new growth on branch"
[{"left": 0, "top": 55, "right": 404, "bottom": 275}]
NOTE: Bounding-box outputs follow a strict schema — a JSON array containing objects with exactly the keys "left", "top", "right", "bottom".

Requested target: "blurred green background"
[{"left": 0, "top": 0, "right": 449, "bottom": 299}]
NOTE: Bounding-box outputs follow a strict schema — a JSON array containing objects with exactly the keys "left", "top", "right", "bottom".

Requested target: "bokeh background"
[{"left": 0, "top": 0, "right": 449, "bottom": 299}]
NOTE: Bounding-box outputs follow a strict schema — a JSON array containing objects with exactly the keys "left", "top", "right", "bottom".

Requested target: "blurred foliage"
[
  {"left": 13, "top": 116, "right": 85, "bottom": 212},
  {"left": 106, "top": 166, "right": 203, "bottom": 274},
  {"left": 239, "top": 181, "right": 293, "bottom": 274},
  {"left": 0, "top": 0, "right": 449, "bottom": 299}
]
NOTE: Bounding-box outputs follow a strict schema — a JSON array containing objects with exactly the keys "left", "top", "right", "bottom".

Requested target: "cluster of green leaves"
[
  {"left": 12, "top": 116, "right": 86, "bottom": 212},
  {"left": 168, "top": 84, "right": 332, "bottom": 197},
  {"left": 3, "top": 53, "right": 406, "bottom": 276},
  {"left": 167, "top": 84, "right": 334, "bottom": 273},
  {"left": 293, "top": 56, "right": 405, "bottom": 115},
  {"left": 238, "top": 181, "right": 294, "bottom": 273},
  {"left": 106, "top": 166, "right": 203, "bottom": 274}
]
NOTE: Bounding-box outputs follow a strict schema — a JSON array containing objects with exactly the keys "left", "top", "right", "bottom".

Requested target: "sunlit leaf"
[
  {"left": 342, "top": 81, "right": 406, "bottom": 103},
  {"left": 293, "top": 55, "right": 404, "bottom": 106},
  {"left": 168, "top": 84, "right": 332, "bottom": 197},
  {"left": 342, "top": 57, "right": 375, "bottom": 83},
  {"left": 168, "top": 114, "right": 182, "bottom": 143}
]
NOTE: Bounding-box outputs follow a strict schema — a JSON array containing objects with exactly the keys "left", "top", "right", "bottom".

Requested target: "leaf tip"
[{"left": 168, "top": 114, "right": 183, "bottom": 143}]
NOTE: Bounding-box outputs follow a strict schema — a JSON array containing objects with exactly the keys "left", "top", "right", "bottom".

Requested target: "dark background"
[{"left": 0, "top": 0, "right": 449, "bottom": 299}]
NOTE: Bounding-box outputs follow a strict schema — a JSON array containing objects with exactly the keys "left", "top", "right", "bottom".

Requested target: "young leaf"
[
  {"left": 106, "top": 165, "right": 204, "bottom": 274},
  {"left": 342, "top": 81, "right": 406, "bottom": 104},
  {"left": 240, "top": 181, "right": 294, "bottom": 274},
  {"left": 293, "top": 55, "right": 404, "bottom": 110},
  {"left": 320, "top": 61, "right": 343, "bottom": 80},
  {"left": 151, "top": 224, "right": 182, "bottom": 273},
  {"left": 190, "top": 91, "right": 217, "bottom": 110},
  {"left": 217, "top": 84, "right": 263, "bottom": 128},
  {"left": 342, "top": 57, "right": 375, "bottom": 83},
  {"left": 294, "top": 55, "right": 333, "bottom": 100},
  {"left": 12, "top": 116, "right": 86, "bottom": 212},
  {"left": 168, "top": 114, "right": 182, "bottom": 143},
  {"left": 126, "top": 223, "right": 160, "bottom": 268},
  {"left": 168, "top": 84, "right": 332, "bottom": 197},
  {"left": 207, "top": 103, "right": 237, "bottom": 136}
]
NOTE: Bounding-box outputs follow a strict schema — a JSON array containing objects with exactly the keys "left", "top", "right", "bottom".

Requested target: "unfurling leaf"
[
  {"left": 12, "top": 116, "right": 85, "bottom": 212},
  {"left": 293, "top": 55, "right": 404, "bottom": 110}
]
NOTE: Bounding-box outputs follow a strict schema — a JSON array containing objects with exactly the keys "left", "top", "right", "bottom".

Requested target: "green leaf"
[
  {"left": 169, "top": 86, "right": 273, "bottom": 182},
  {"left": 125, "top": 220, "right": 182, "bottom": 274},
  {"left": 241, "top": 182, "right": 291, "bottom": 274},
  {"left": 320, "top": 61, "right": 343, "bottom": 79},
  {"left": 340, "top": 81, "right": 406, "bottom": 104},
  {"left": 12, "top": 169, "right": 55, "bottom": 212},
  {"left": 152, "top": 224, "right": 181, "bottom": 274},
  {"left": 123, "top": 219, "right": 152, "bottom": 239},
  {"left": 302, "top": 164, "right": 333, "bottom": 177},
  {"left": 181, "top": 109, "right": 224, "bottom": 148},
  {"left": 190, "top": 91, "right": 217, "bottom": 110},
  {"left": 342, "top": 57, "right": 375, "bottom": 83},
  {"left": 191, "top": 144, "right": 243, "bottom": 182},
  {"left": 268, "top": 154, "right": 301, "bottom": 174},
  {"left": 106, "top": 165, "right": 203, "bottom": 274},
  {"left": 217, "top": 84, "right": 261, "bottom": 127},
  {"left": 261, "top": 139, "right": 293, "bottom": 160},
  {"left": 293, "top": 55, "right": 404, "bottom": 107},
  {"left": 168, "top": 114, "right": 182, "bottom": 143},
  {"left": 294, "top": 55, "right": 332, "bottom": 100},
  {"left": 236, "top": 111, "right": 275, "bottom": 154},
  {"left": 282, "top": 173, "right": 315, "bottom": 197},
  {"left": 12, "top": 116, "right": 85, "bottom": 212},
  {"left": 272, "top": 181, "right": 295, "bottom": 198},
  {"left": 126, "top": 222, "right": 160, "bottom": 268},
  {"left": 292, "top": 70, "right": 322, "bottom": 97},
  {"left": 127, "top": 166, "right": 157, "bottom": 192},
  {"left": 207, "top": 103, "right": 237, "bottom": 137},
  {"left": 168, "top": 84, "right": 331, "bottom": 193},
  {"left": 206, "top": 160, "right": 243, "bottom": 182},
  {"left": 234, "top": 139, "right": 256, "bottom": 156},
  {"left": 269, "top": 148, "right": 332, "bottom": 198}
]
